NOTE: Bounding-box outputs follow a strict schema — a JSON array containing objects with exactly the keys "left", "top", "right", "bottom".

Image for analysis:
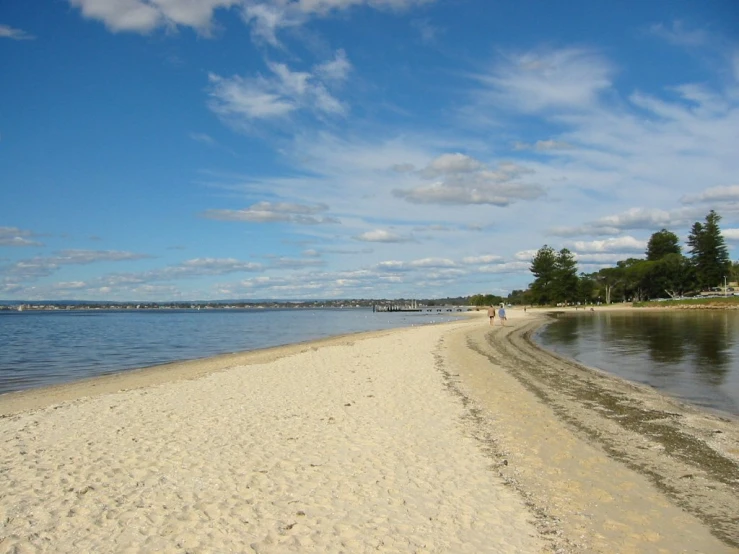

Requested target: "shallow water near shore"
[
  {"left": 535, "top": 310, "right": 739, "bottom": 416},
  {"left": 0, "top": 308, "right": 456, "bottom": 395}
]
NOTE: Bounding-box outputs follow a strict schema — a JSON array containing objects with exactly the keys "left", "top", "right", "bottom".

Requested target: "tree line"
[
  {"left": 526, "top": 210, "right": 735, "bottom": 305},
  {"left": 468, "top": 293, "right": 504, "bottom": 307}
]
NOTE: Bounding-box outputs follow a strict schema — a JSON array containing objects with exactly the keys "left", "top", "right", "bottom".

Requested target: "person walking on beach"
[
  {"left": 498, "top": 304, "right": 507, "bottom": 326},
  {"left": 487, "top": 305, "right": 496, "bottom": 325}
]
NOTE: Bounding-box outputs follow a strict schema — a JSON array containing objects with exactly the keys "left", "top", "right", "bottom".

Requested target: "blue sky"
[{"left": 1, "top": 0, "right": 738, "bottom": 301}]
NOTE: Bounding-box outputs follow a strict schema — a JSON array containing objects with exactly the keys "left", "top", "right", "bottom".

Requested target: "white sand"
[
  {"left": 2, "top": 309, "right": 736, "bottom": 553},
  {"left": 0, "top": 320, "right": 544, "bottom": 553}
]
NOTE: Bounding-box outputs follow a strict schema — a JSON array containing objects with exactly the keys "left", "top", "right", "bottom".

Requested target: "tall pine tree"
[
  {"left": 554, "top": 248, "right": 579, "bottom": 303},
  {"left": 529, "top": 245, "right": 557, "bottom": 304},
  {"left": 529, "top": 246, "right": 579, "bottom": 304},
  {"left": 687, "top": 210, "right": 730, "bottom": 289}
]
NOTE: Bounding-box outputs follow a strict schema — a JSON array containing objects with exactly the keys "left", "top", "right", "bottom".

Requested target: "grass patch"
[{"left": 634, "top": 296, "right": 739, "bottom": 308}]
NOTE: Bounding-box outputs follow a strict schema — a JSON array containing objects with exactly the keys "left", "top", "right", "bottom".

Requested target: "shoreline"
[
  {"left": 0, "top": 310, "right": 463, "bottom": 407},
  {"left": 529, "top": 307, "right": 739, "bottom": 421},
  {"left": 451, "top": 314, "right": 739, "bottom": 549},
  {"left": 0, "top": 326, "right": 406, "bottom": 417},
  {"left": 1, "top": 310, "right": 738, "bottom": 552},
  {"left": 0, "top": 303, "right": 731, "bottom": 415}
]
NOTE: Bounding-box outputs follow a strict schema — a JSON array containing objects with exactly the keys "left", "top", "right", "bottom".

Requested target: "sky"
[{"left": 1, "top": 0, "right": 738, "bottom": 301}]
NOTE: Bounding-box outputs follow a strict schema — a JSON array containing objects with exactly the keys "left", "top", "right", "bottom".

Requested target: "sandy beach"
[{"left": 1, "top": 309, "right": 738, "bottom": 553}]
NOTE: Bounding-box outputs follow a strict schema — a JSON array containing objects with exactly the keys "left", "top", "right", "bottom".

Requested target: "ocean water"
[
  {"left": 535, "top": 310, "right": 739, "bottom": 416},
  {"left": 0, "top": 308, "right": 457, "bottom": 395}
]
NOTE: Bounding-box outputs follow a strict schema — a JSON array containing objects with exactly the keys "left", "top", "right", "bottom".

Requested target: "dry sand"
[{"left": 1, "top": 309, "right": 738, "bottom": 553}]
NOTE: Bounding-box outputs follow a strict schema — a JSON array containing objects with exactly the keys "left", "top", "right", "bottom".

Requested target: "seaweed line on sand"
[
  {"left": 470, "top": 318, "right": 739, "bottom": 549},
  {"left": 432, "top": 335, "right": 581, "bottom": 554}
]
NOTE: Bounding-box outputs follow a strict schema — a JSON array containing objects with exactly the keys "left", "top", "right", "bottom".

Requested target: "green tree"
[
  {"left": 618, "top": 258, "right": 652, "bottom": 302},
  {"left": 554, "top": 248, "right": 579, "bottom": 304},
  {"left": 529, "top": 245, "right": 557, "bottom": 304},
  {"left": 577, "top": 273, "right": 596, "bottom": 304},
  {"left": 646, "top": 229, "right": 681, "bottom": 261},
  {"left": 594, "top": 266, "right": 623, "bottom": 304},
  {"left": 652, "top": 253, "right": 695, "bottom": 298},
  {"left": 469, "top": 294, "right": 502, "bottom": 306},
  {"left": 507, "top": 289, "right": 531, "bottom": 305},
  {"left": 729, "top": 261, "right": 739, "bottom": 284},
  {"left": 688, "top": 210, "right": 730, "bottom": 289}
]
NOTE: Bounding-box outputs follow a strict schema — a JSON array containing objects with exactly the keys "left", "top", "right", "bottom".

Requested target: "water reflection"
[
  {"left": 692, "top": 312, "right": 731, "bottom": 385},
  {"left": 537, "top": 311, "right": 739, "bottom": 415}
]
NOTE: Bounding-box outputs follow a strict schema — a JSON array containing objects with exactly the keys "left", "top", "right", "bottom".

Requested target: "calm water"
[
  {"left": 536, "top": 311, "right": 739, "bottom": 416},
  {"left": 0, "top": 308, "right": 456, "bottom": 395}
]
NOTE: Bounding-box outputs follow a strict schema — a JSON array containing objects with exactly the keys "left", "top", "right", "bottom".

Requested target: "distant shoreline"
[{"left": 1, "top": 302, "right": 477, "bottom": 313}]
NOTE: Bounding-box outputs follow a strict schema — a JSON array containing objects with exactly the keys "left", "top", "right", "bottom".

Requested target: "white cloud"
[
  {"left": 461, "top": 255, "right": 502, "bottom": 264},
  {"left": 474, "top": 48, "right": 614, "bottom": 113},
  {"left": 68, "top": 0, "right": 240, "bottom": 34},
  {"left": 242, "top": 0, "right": 434, "bottom": 45},
  {"left": 649, "top": 20, "right": 708, "bottom": 47},
  {"left": 189, "top": 132, "right": 216, "bottom": 145},
  {"left": 175, "top": 258, "right": 262, "bottom": 274},
  {"left": 377, "top": 260, "right": 407, "bottom": 271},
  {"left": 193, "top": 37, "right": 738, "bottom": 301},
  {"left": 68, "top": 258, "right": 265, "bottom": 293},
  {"left": 242, "top": 2, "right": 291, "bottom": 45},
  {"left": 56, "top": 249, "right": 152, "bottom": 264},
  {"left": 723, "top": 229, "right": 739, "bottom": 241},
  {"left": 395, "top": 156, "right": 544, "bottom": 206},
  {"left": 376, "top": 257, "right": 455, "bottom": 271},
  {"left": 202, "top": 201, "right": 339, "bottom": 224},
  {"left": 52, "top": 281, "right": 88, "bottom": 290},
  {"left": 513, "top": 139, "right": 573, "bottom": 151},
  {"left": 409, "top": 257, "right": 455, "bottom": 268},
  {"left": 314, "top": 49, "right": 352, "bottom": 82},
  {"left": 394, "top": 181, "right": 544, "bottom": 206},
  {"left": 568, "top": 236, "right": 647, "bottom": 253},
  {"left": 550, "top": 207, "right": 708, "bottom": 236},
  {"left": 0, "top": 226, "right": 43, "bottom": 247},
  {"left": 354, "top": 229, "right": 411, "bottom": 243},
  {"left": 207, "top": 52, "right": 348, "bottom": 127},
  {"left": 213, "top": 254, "right": 481, "bottom": 300},
  {"left": 196, "top": 134, "right": 437, "bottom": 236},
  {"left": 514, "top": 249, "right": 538, "bottom": 261},
  {"left": 682, "top": 184, "right": 739, "bottom": 204},
  {"left": 574, "top": 252, "right": 635, "bottom": 264},
  {"left": 207, "top": 73, "right": 298, "bottom": 121},
  {"left": 3, "top": 259, "right": 58, "bottom": 280},
  {"left": 1, "top": 250, "right": 151, "bottom": 281},
  {"left": 270, "top": 257, "right": 325, "bottom": 268},
  {"left": 421, "top": 153, "right": 483, "bottom": 177},
  {"left": 478, "top": 261, "right": 529, "bottom": 274},
  {"left": 0, "top": 24, "right": 35, "bottom": 40},
  {"left": 67, "top": 0, "right": 431, "bottom": 42}
]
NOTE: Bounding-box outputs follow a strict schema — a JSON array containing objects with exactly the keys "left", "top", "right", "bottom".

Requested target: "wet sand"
[
  {"left": 453, "top": 309, "right": 739, "bottom": 552},
  {"left": 1, "top": 309, "right": 737, "bottom": 552}
]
